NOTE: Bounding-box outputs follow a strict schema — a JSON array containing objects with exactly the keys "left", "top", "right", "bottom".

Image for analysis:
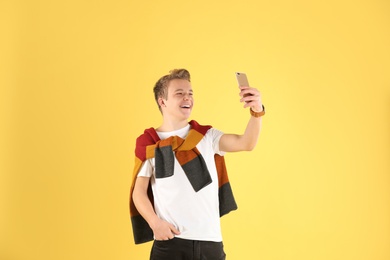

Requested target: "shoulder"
[
  {"left": 136, "top": 127, "right": 159, "bottom": 145},
  {"left": 189, "top": 120, "right": 212, "bottom": 135},
  {"left": 189, "top": 120, "right": 224, "bottom": 140},
  {"left": 135, "top": 127, "right": 160, "bottom": 161}
]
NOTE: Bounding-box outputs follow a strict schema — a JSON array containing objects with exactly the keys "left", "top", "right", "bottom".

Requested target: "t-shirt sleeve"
[
  {"left": 208, "top": 128, "right": 225, "bottom": 156},
  {"left": 137, "top": 159, "right": 154, "bottom": 178}
]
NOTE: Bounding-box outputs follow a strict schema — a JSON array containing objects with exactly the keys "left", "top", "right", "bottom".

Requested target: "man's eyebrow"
[{"left": 174, "top": 89, "right": 193, "bottom": 92}]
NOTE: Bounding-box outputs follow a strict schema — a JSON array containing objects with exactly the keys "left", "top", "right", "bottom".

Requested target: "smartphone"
[
  {"left": 235, "top": 72, "right": 252, "bottom": 99},
  {"left": 235, "top": 72, "right": 250, "bottom": 87}
]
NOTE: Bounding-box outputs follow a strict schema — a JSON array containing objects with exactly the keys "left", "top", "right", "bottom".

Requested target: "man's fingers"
[
  {"left": 156, "top": 225, "right": 179, "bottom": 240},
  {"left": 169, "top": 224, "right": 181, "bottom": 235},
  {"left": 241, "top": 94, "right": 260, "bottom": 104},
  {"left": 240, "top": 87, "right": 259, "bottom": 98}
]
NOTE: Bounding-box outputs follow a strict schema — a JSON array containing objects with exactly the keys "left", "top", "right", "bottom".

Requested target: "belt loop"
[{"left": 194, "top": 240, "right": 200, "bottom": 260}]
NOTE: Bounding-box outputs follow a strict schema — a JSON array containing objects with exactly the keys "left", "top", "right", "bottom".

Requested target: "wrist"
[
  {"left": 250, "top": 105, "right": 265, "bottom": 117},
  {"left": 148, "top": 216, "right": 161, "bottom": 230},
  {"left": 251, "top": 105, "right": 263, "bottom": 113}
]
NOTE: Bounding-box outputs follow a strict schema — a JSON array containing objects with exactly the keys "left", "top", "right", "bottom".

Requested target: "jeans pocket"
[{"left": 150, "top": 240, "right": 173, "bottom": 260}]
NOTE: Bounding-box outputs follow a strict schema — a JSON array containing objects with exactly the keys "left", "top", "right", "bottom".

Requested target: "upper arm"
[
  {"left": 132, "top": 176, "right": 151, "bottom": 203},
  {"left": 219, "top": 133, "right": 246, "bottom": 152},
  {"left": 134, "top": 176, "right": 150, "bottom": 193},
  {"left": 133, "top": 159, "right": 153, "bottom": 195}
]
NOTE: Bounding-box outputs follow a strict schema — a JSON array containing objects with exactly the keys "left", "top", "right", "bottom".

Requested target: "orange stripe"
[
  {"left": 145, "top": 144, "right": 156, "bottom": 159},
  {"left": 215, "top": 155, "right": 229, "bottom": 187},
  {"left": 176, "top": 148, "right": 199, "bottom": 165},
  {"left": 178, "top": 130, "right": 204, "bottom": 151}
]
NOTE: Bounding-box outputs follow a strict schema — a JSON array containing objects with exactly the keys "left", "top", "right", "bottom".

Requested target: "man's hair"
[{"left": 153, "top": 69, "right": 191, "bottom": 111}]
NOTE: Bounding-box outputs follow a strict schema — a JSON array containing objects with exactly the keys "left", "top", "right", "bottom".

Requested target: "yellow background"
[{"left": 1, "top": 0, "right": 389, "bottom": 259}]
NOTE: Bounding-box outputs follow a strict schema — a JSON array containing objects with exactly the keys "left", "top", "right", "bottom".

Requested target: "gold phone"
[
  {"left": 235, "top": 72, "right": 252, "bottom": 99},
  {"left": 235, "top": 72, "right": 250, "bottom": 87}
]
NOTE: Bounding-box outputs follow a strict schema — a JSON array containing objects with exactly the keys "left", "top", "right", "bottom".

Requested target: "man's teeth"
[{"left": 181, "top": 105, "right": 190, "bottom": 108}]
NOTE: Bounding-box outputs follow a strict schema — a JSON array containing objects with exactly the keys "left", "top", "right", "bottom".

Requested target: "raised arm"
[{"left": 219, "top": 86, "right": 264, "bottom": 152}]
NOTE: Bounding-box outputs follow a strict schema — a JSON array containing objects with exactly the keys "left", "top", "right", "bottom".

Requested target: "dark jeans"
[{"left": 150, "top": 237, "right": 226, "bottom": 260}]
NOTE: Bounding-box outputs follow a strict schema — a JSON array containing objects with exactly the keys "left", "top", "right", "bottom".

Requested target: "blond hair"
[{"left": 153, "top": 69, "right": 191, "bottom": 111}]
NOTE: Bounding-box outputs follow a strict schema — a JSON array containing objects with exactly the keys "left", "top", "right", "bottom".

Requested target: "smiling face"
[{"left": 159, "top": 79, "right": 194, "bottom": 121}]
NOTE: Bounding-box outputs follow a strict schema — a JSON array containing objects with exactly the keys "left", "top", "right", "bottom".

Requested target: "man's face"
[{"left": 160, "top": 79, "right": 194, "bottom": 120}]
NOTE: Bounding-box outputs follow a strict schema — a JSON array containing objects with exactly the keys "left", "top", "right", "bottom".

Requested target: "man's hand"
[
  {"left": 133, "top": 177, "right": 181, "bottom": 241},
  {"left": 239, "top": 86, "right": 263, "bottom": 112},
  {"left": 150, "top": 217, "right": 181, "bottom": 241}
]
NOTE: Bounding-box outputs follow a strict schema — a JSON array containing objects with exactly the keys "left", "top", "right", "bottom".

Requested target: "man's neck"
[{"left": 156, "top": 119, "right": 189, "bottom": 132}]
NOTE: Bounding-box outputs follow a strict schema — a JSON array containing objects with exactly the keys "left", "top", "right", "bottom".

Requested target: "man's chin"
[{"left": 180, "top": 111, "right": 192, "bottom": 119}]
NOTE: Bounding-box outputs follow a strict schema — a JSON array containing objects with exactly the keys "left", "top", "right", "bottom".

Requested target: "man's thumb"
[{"left": 169, "top": 224, "right": 181, "bottom": 235}]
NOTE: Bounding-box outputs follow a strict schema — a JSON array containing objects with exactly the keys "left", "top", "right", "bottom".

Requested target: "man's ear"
[{"left": 158, "top": 97, "right": 165, "bottom": 107}]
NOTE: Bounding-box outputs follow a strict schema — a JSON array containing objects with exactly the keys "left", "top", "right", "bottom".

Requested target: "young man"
[{"left": 130, "top": 69, "right": 264, "bottom": 260}]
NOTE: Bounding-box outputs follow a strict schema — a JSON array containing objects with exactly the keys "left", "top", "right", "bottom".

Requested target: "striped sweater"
[{"left": 129, "top": 120, "right": 237, "bottom": 244}]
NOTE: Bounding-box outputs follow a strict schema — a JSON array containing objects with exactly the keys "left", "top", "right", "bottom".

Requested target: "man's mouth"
[{"left": 180, "top": 105, "right": 191, "bottom": 109}]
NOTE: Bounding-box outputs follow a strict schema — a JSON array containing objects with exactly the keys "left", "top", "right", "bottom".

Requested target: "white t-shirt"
[{"left": 137, "top": 124, "right": 225, "bottom": 242}]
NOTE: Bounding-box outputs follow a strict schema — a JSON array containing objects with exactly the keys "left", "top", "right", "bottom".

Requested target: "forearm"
[
  {"left": 132, "top": 177, "right": 181, "bottom": 239},
  {"left": 241, "top": 114, "right": 262, "bottom": 151},
  {"left": 132, "top": 179, "right": 159, "bottom": 228},
  {"left": 237, "top": 86, "right": 264, "bottom": 150},
  {"left": 219, "top": 85, "right": 264, "bottom": 152},
  {"left": 219, "top": 115, "right": 262, "bottom": 152}
]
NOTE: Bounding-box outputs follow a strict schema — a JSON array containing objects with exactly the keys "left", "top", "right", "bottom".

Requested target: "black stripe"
[
  {"left": 181, "top": 153, "right": 212, "bottom": 192},
  {"left": 219, "top": 182, "right": 238, "bottom": 216},
  {"left": 155, "top": 145, "right": 175, "bottom": 178}
]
